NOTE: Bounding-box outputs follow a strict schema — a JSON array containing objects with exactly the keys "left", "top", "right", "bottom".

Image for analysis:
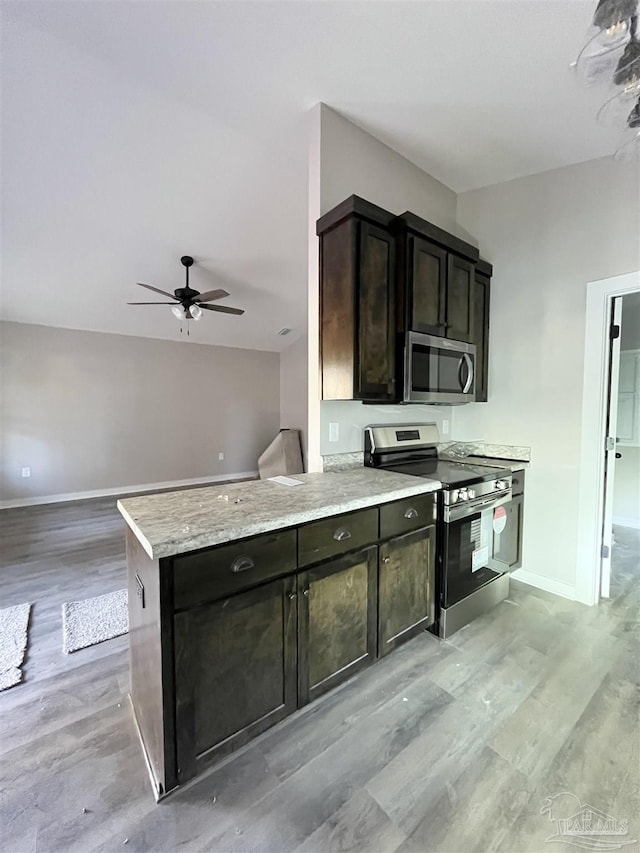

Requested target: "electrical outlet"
[
  {"left": 442, "top": 420, "right": 450, "bottom": 435},
  {"left": 218, "top": 452, "right": 225, "bottom": 461},
  {"left": 328, "top": 423, "right": 339, "bottom": 442},
  {"left": 21, "top": 467, "right": 31, "bottom": 478}
]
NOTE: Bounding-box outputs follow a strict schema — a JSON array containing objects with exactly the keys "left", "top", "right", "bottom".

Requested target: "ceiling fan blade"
[
  {"left": 136, "top": 282, "right": 179, "bottom": 299},
  {"left": 200, "top": 303, "right": 244, "bottom": 315},
  {"left": 194, "top": 288, "right": 230, "bottom": 303},
  {"left": 127, "top": 301, "right": 177, "bottom": 305}
]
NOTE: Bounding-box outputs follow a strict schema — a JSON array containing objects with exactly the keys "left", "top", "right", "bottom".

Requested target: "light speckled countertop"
[{"left": 117, "top": 468, "right": 441, "bottom": 560}]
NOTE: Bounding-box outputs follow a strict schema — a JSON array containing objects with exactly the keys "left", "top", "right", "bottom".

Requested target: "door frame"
[{"left": 576, "top": 271, "right": 640, "bottom": 606}]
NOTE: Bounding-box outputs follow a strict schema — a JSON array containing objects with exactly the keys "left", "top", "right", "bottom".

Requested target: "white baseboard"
[
  {"left": 0, "top": 471, "right": 259, "bottom": 510},
  {"left": 511, "top": 569, "right": 578, "bottom": 602},
  {"left": 613, "top": 516, "right": 640, "bottom": 530}
]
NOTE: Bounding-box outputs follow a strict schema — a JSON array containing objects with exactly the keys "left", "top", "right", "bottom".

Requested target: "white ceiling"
[{"left": 1, "top": 1, "right": 618, "bottom": 351}]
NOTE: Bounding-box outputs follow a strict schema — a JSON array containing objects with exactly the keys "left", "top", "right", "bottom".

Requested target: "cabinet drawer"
[
  {"left": 173, "top": 529, "right": 297, "bottom": 610},
  {"left": 298, "top": 508, "right": 378, "bottom": 567},
  {"left": 380, "top": 494, "right": 436, "bottom": 539}
]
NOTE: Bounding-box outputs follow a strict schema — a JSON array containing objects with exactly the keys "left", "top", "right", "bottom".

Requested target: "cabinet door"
[
  {"left": 473, "top": 270, "right": 490, "bottom": 402},
  {"left": 298, "top": 546, "right": 377, "bottom": 705},
  {"left": 491, "top": 495, "right": 524, "bottom": 572},
  {"left": 356, "top": 221, "right": 396, "bottom": 401},
  {"left": 378, "top": 526, "right": 436, "bottom": 658},
  {"left": 174, "top": 576, "right": 297, "bottom": 783},
  {"left": 409, "top": 236, "right": 447, "bottom": 336},
  {"left": 446, "top": 255, "right": 475, "bottom": 343}
]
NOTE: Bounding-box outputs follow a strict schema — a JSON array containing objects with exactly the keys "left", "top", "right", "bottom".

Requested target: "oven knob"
[
  {"left": 495, "top": 479, "right": 507, "bottom": 491},
  {"left": 467, "top": 488, "right": 476, "bottom": 499},
  {"left": 459, "top": 488, "right": 469, "bottom": 501}
]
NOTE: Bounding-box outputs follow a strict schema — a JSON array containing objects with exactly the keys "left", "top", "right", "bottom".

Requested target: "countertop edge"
[
  {"left": 117, "top": 500, "right": 155, "bottom": 560},
  {"left": 118, "top": 478, "right": 441, "bottom": 560}
]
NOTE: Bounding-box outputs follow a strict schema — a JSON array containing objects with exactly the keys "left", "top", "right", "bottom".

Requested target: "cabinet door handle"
[
  {"left": 288, "top": 592, "right": 297, "bottom": 600},
  {"left": 333, "top": 528, "right": 351, "bottom": 542},
  {"left": 230, "top": 555, "right": 254, "bottom": 573},
  {"left": 303, "top": 588, "right": 310, "bottom": 596},
  {"left": 404, "top": 507, "right": 419, "bottom": 519},
  {"left": 382, "top": 556, "right": 390, "bottom": 564}
]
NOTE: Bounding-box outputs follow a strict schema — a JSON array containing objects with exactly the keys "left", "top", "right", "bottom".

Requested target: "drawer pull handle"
[
  {"left": 333, "top": 528, "right": 352, "bottom": 542},
  {"left": 404, "top": 507, "right": 419, "bottom": 519},
  {"left": 231, "top": 555, "right": 254, "bottom": 573}
]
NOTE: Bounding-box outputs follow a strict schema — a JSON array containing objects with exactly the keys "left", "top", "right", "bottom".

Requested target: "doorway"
[{"left": 577, "top": 272, "right": 640, "bottom": 606}]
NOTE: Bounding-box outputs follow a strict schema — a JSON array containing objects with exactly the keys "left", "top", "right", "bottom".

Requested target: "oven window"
[
  {"left": 442, "top": 508, "right": 500, "bottom": 607},
  {"left": 411, "top": 344, "right": 469, "bottom": 394}
]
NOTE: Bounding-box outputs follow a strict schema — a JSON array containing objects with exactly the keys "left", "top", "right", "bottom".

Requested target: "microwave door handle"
[{"left": 460, "top": 352, "right": 473, "bottom": 394}]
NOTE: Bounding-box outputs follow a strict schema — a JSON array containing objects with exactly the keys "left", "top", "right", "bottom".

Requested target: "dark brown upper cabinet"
[
  {"left": 406, "top": 235, "right": 447, "bottom": 336},
  {"left": 393, "top": 212, "right": 480, "bottom": 345},
  {"left": 473, "top": 259, "right": 492, "bottom": 403},
  {"left": 317, "top": 196, "right": 396, "bottom": 402}
]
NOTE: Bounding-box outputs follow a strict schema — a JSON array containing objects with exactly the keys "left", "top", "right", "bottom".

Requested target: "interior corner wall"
[
  {"left": 454, "top": 156, "right": 640, "bottom": 592},
  {"left": 280, "top": 334, "right": 308, "bottom": 467},
  {"left": 0, "top": 322, "right": 280, "bottom": 503},
  {"left": 316, "top": 105, "right": 460, "bottom": 456}
]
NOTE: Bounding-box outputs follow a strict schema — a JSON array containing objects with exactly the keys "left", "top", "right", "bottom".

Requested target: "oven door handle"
[{"left": 444, "top": 490, "right": 512, "bottom": 523}]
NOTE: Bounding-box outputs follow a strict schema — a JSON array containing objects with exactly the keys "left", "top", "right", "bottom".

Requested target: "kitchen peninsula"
[{"left": 117, "top": 469, "right": 441, "bottom": 799}]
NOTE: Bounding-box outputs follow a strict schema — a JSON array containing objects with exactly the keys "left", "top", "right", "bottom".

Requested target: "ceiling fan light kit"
[
  {"left": 128, "top": 255, "right": 244, "bottom": 334},
  {"left": 574, "top": 0, "right": 640, "bottom": 160}
]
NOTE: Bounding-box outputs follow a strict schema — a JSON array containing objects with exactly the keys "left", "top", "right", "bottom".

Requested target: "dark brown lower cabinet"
[
  {"left": 297, "top": 546, "right": 378, "bottom": 706},
  {"left": 173, "top": 575, "right": 297, "bottom": 784},
  {"left": 378, "top": 525, "right": 436, "bottom": 658}
]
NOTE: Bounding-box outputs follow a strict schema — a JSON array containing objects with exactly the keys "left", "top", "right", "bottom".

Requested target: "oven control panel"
[{"left": 445, "top": 475, "right": 512, "bottom": 506}]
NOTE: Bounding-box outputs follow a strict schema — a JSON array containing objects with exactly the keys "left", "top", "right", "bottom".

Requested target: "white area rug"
[
  {"left": 62, "top": 588, "right": 128, "bottom": 654},
  {"left": 0, "top": 602, "right": 32, "bottom": 691}
]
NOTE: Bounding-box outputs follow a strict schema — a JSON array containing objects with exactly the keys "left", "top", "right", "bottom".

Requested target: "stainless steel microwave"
[{"left": 402, "top": 331, "right": 476, "bottom": 404}]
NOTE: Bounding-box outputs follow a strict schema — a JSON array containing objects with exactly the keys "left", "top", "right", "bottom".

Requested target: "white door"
[{"left": 600, "top": 297, "right": 623, "bottom": 599}]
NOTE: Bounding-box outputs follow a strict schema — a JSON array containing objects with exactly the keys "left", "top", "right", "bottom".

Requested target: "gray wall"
[
  {"left": 455, "top": 156, "right": 640, "bottom": 590},
  {"left": 280, "top": 334, "right": 308, "bottom": 465},
  {"left": 317, "top": 106, "right": 458, "bottom": 453},
  {"left": 1, "top": 322, "right": 280, "bottom": 502}
]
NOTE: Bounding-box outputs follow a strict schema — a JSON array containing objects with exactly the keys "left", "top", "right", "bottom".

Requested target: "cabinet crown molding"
[
  {"left": 316, "top": 195, "right": 396, "bottom": 236},
  {"left": 392, "top": 211, "right": 480, "bottom": 264}
]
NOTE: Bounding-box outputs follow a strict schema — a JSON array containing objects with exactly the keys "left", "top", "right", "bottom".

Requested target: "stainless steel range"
[{"left": 365, "top": 423, "right": 513, "bottom": 638}]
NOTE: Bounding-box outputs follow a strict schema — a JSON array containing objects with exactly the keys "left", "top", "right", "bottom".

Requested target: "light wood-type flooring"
[{"left": 1, "top": 499, "right": 638, "bottom": 853}]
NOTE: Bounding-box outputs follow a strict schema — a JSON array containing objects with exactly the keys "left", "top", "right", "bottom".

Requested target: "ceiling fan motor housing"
[{"left": 174, "top": 286, "right": 200, "bottom": 303}]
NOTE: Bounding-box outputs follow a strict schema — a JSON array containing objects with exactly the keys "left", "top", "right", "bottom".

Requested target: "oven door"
[
  {"left": 441, "top": 492, "right": 512, "bottom": 607},
  {"left": 403, "top": 332, "right": 476, "bottom": 404}
]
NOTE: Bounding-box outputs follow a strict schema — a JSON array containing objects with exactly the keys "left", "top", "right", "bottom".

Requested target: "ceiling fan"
[{"left": 128, "top": 256, "right": 244, "bottom": 324}]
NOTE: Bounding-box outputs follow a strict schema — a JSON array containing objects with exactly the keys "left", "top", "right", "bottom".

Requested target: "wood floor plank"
[
  {"left": 293, "top": 788, "right": 407, "bottom": 853},
  {"left": 365, "top": 641, "right": 546, "bottom": 836},
  {"left": 488, "top": 626, "right": 622, "bottom": 780},
  {"left": 396, "top": 745, "right": 531, "bottom": 853}
]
